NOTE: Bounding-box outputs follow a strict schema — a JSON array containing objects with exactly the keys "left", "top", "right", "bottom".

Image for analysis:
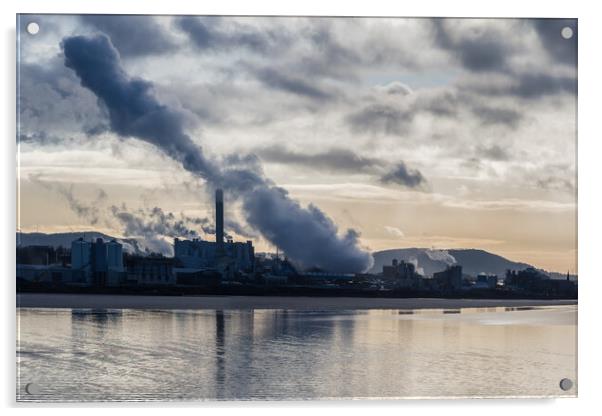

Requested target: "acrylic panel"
[{"left": 16, "top": 15, "right": 577, "bottom": 401}]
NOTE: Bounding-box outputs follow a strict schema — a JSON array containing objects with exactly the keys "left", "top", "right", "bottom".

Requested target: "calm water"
[{"left": 16, "top": 305, "right": 577, "bottom": 401}]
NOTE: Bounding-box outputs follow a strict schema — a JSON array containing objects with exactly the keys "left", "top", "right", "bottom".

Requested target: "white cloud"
[{"left": 384, "top": 226, "right": 405, "bottom": 238}]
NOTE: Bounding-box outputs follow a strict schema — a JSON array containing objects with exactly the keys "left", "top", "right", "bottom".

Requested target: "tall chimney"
[{"left": 215, "top": 188, "right": 224, "bottom": 253}]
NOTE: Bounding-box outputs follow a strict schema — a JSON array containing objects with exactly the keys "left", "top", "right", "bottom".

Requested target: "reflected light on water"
[{"left": 16, "top": 306, "right": 577, "bottom": 401}]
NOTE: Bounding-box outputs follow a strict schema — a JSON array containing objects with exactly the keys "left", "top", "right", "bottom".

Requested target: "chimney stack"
[{"left": 215, "top": 188, "right": 224, "bottom": 253}]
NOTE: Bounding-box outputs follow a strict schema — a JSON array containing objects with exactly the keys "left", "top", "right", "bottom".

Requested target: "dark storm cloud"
[
  {"left": 532, "top": 19, "right": 577, "bottom": 66},
  {"left": 257, "top": 145, "right": 381, "bottom": 173},
  {"left": 62, "top": 34, "right": 373, "bottom": 273},
  {"left": 251, "top": 66, "right": 335, "bottom": 100},
  {"left": 380, "top": 162, "right": 427, "bottom": 189},
  {"left": 431, "top": 19, "right": 512, "bottom": 73},
  {"left": 175, "top": 16, "right": 291, "bottom": 54},
  {"left": 81, "top": 15, "right": 176, "bottom": 57},
  {"left": 346, "top": 104, "right": 413, "bottom": 136}
]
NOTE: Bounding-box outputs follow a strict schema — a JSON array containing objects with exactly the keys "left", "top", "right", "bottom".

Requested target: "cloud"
[
  {"left": 432, "top": 19, "right": 576, "bottom": 100},
  {"left": 250, "top": 66, "right": 335, "bottom": 100},
  {"left": 512, "top": 73, "right": 577, "bottom": 98},
  {"left": 81, "top": 15, "right": 176, "bottom": 57},
  {"left": 380, "top": 162, "right": 427, "bottom": 189},
  {"left": 175, "top": 16, "right": 292, "bottom": 55},
  {"left": 257, "top": 145, "right": 381, "bottom": 173},
  {"left": 431, "top": 18, "right": 514, "bottom": 73},
  {"left": 346, "top": 104, "right": 413, "bottom": 136},
  {"left": 18, "top": 60, "right": 105, "bottom": 139},
  {"left": 416, "top": 90, "right": 522, "bottom": 127},
  {"left": 256, "top": 145, "right": 430, "bottom": 190},
  {"left": 536, "top": 176, "right": 575, "bottom": 193},
  {"left": 475, "top": 144, "right": 510, "bottom": 161},
  {"left": 532, "top": 163, "right": 576, "bottom": 193},
  {"left": 19, "top": 131, "right": 63, "bottom": 145},
  {"left": 377, "top": 81, "right": 413, "bottom": 96},
  {"left": 532, "top": 19, "right": 577, "bottom": 66},
  {"left": 384, "top": 226, "right": 405, "bottom": 238},
  {"left": 471, "top": 105, "right": 522, "bottom": 127},
  {"left": 471, "top": 73, "right": 577, "bottom": 99}
]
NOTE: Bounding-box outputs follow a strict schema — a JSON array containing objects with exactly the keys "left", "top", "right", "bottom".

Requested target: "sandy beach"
[{"left": 16, "top": 293, "right": 577, "bottom": 310}]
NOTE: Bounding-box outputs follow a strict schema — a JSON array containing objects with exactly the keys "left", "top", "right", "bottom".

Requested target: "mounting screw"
[
  {"left": 26, "top": 22, "right": 40, "bottom": 35},
  {"left": 559, "top": 378, "right": 573, "bottom": 391},
  {"left": 25, "top": 383, "right": 41, "bottom": 395}
]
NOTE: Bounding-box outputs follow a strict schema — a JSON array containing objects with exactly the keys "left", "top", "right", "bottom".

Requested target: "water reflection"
[
  {"left": 214, "top": 311, "right": 225, "bottom": 398},
  {"left": 17, "top": 306, "right": 577, "bottom": 401}
]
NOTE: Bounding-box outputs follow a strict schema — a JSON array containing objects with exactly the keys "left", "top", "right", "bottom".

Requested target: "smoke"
[
  {"left": 243, "top": 186, "right": 373, "bottom": 272},
  {"left": 110, "top": 205, "right": 211, "bottom": 238},
  {"left": 30, "top": 174, "right": 218, "bottom": 255},
  {"left": 380, "top": 162, "right": 427, "bottom": 189},
  {"left": 62, "top": 35, "right": 219, "bottom": 181},
  {"left": 425, "top": 249, "right": 457, "bottom": 266},
  {"left": 407, "top": 257, "right": 425, "bottom": 276},
  {"left": 109, "top": 204, "right": 216, "bottom": 255},
  {"left": 34, "top": 178, "right": 107, "bottom": 226},
  {"left": 61, "top": 34, "right": 373, "bottom": 273}
]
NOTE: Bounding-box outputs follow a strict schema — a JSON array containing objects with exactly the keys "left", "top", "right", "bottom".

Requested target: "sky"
[{"left": 17, "top": 15, "right": 577, "bottom": 273}]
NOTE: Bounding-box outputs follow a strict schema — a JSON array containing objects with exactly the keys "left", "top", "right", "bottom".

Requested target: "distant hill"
[
  {"left": 16, "top": 232, "right": 144, "bottom": 254},
  {"left": 369, "top": 248, "right": 575, "bottom": 280}
]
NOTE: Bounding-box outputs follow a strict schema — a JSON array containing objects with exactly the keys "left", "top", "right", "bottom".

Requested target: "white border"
[{"left": 2, "top": 0, "right": 601, "bottom": 414}]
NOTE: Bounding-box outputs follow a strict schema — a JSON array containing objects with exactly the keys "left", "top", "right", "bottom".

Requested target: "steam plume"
[{"left": 62, "top": 34, "right": 373, "bottom": 272}]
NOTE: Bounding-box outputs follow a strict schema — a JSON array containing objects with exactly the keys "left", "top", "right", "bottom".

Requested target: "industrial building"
[
  {"left": 173, "top": 189, "right": 255, "bottom": 275},
  {"left": 474, "top": 273, "right": 498, "bottom": 290},
  {"left": 433, "top": 264, "right": 463, "bottom": 292},
  {"left": 70, "top": 237, "right": 124, "bottom": 286},
  {"left": 124, "top": 254, "right": 174, "bottom": 285},
  {"left": 382, "top": 259, "right": 419, "bottom": 288}
]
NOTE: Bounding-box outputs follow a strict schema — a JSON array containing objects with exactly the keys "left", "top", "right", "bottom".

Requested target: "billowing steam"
[
  {"left": 406, "top": 256, "right": 425, "bottom": 276},
  {"left": 109, "top": 204, "right": 215, "bottom": 254},
  {"left": 30, "top": 175, "right": 220, "bottom": 255},
  {"left": 62, "top": 34, "right": 373, "bottom": 273},
  {"left": 425, "top": 248, "right": 457, "bottom": 266}
]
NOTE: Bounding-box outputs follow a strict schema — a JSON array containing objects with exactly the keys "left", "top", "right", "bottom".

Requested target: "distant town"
[{"left": 16, "top": 189, "right": 577, "bottom": 300}]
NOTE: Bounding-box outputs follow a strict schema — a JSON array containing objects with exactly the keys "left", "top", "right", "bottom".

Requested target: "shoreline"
[{"left": 17, "top": 293, "right": 577, "bottom": 310}]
